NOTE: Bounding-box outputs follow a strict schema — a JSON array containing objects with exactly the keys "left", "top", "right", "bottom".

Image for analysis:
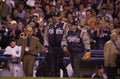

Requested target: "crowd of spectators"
[
  {"left": 0, "top": 0, "right": 120, "bottom": 50},
  {"left": 0, "top": 0, "right": 120, "bottom": 49}
]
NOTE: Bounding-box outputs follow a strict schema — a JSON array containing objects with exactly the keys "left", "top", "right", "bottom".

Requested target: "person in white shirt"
[{"left": 4, "top": 38, "right": 24, "bottom": 77}]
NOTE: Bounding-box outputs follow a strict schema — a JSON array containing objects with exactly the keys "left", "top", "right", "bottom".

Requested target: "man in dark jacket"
[
  {"left": 44, "top": 12, "right": 68, "bottom": 77},
  {"left": 61, "top": 20, "right": 91, "bottom": 77}
]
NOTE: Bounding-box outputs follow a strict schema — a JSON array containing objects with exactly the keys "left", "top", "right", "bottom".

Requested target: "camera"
[
  {"left": 20, "top": 33, "right": 25, "bottom": 37},
  {"left": 20, "top": 33, "right": 24, "bottom": 36}
]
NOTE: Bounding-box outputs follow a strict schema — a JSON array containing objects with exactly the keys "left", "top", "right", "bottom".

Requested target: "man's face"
[
  {"left": 98, "top": 68, "right": 104, "bottom": 74},
  {"left": 70, "top": 25, "right": 77, "bottom": 31},
  {"left": 10, "top": 41, "right": 16, "bottom": 48},
  {"left": 111, "top": 33, "right": 118, "bottom": 41},
  {"left": 26, "top": 27, "right": 33, "bottom": 36},
  {"left": 53, "top": 16, "right": 60, "bottom": 23},
  {"left": 102, "top": 10, "right": 107, "bottom": 15},
  {"left": 26, "top": 30, "right": 33, "bottom": 36}
]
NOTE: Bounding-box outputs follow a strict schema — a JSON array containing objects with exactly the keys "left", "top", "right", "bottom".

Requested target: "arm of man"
[
  {"left": 44, "top": 25, "right": 49, "bottom": 47},
  {"left": 81, "top": 29, "right": 91, "bottom": 60},
  {"left": 61, "top": 22, "right": 69, "bottom": 52},
  {"left": 33, "top": 37, "right": 43, "bottom": 56},
  {"left": 104, "top": 42, "right": 110, "bottom": 67},
  {"left": 81, "top": 29, "right": 91, "bottom": 51}
]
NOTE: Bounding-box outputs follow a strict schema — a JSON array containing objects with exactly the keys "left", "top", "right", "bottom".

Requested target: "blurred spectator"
[
  {"left": 26, "top": 0, "right": 36, "bottom": 7},
  {"left": 0, "top": 21, "right": 8, "bottom": 49},
  {"left": 95, "top": 21, "right": 111, "bottom": 49},
  {"left": 38, "top": 10, "right": 45, "bottom": 22},
  {"left": 6, "top": 0, "right": 15, "bottom": 13},
  {"left": 4, "top": 38, "right": 24, "bottom": 77},
  {"left": 11, "top": 9, "right": 22, "bottom": 22},
  {"left": 87, "top": 21, "right": 98, "bottom": 49},
  {"left": 7, "top": 20, "right": 19, "bottom": 41},
  {"left": 34, "top": 1, "right": 42, "bottom": 13},
  {"left": 17, "top": 3, "right": 26, "bottom": 19},
  {"left": 16, "top": 21, "right": 25, "bottom": 38},
  {"left": 5, "top": 15, "right": 13, "bottom": 25},
  {"left": 44, "top": 4, "right": 53, "bottom": 21},
  {"left": 98, "top": 8, "right": 113, "bottom": 23},
  {"left": 34, "top": 20, "right": 45, "bottom": 45},
  {"left": 77, "top": 4, "right": 86, "bottom": 20},
  {"left": 0, "top": 0, "right": 11, "bottom": 21},
  {"left": 91, "top": 65, "right": 107, "bottom": 79},
  {"left": 0, "top": 24, "right": 3, "bottom": 48},
  {"left": 22, "top": 10, "right": 31, "bottom": 26},
  {"left": 113, "top": 17, "right": 120, "bottom": 28}
]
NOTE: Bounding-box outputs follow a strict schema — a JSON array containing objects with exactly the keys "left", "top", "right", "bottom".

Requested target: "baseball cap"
[
  {"left": 11, "top": 20, "right": 17, "bottom": 25},
  {"left": 53, "top": 12, "right": 60, "bottom": 17},
  {"left": 70, "top": 20, "right": 78, "bottom": 26},
  {"left": 33, "top": 13, "right": 39, "bottom": 17},
  {"left": 96, "top": 65, "right": 104, "bottom": 69}
]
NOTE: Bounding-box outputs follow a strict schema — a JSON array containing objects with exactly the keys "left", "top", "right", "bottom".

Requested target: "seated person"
[
  {"left": 4, "top": 38, "right": 24, "bottom": 77},
  {"left": 91, "top": 65, "right": 107, "bottom": 79}
]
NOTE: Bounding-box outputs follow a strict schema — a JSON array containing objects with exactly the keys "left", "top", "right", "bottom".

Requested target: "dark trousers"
[
  {"left": 106, "top": 67, "right": 117, "bottom": 79},
  {"left": 116, "top": 54, "right": 120, "bottom": 76},
  {"left": 22, "top": 55, "right": 35, "bottom": 76},
  {"left": 70, "top": 52, "right": 83, "bottom": 77},
  {"left": 48, "top": 46, "right": 68, "bottom": 77}
]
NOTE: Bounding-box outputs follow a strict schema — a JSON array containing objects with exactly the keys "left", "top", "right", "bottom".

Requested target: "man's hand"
[
  {"left": 63, "top": 46, "right": 70, "bottom": 56},
  {"left": 63, "top": 46, "right": 68, "bottom": 53},
  {"left": 43, "top": 47, "right": 49, "bottom": 53},
  {"left": 11, "top": 55, "right": 16, "bottom": 59}
]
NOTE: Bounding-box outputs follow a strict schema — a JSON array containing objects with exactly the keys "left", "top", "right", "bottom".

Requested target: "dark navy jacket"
[
  {"left": 48, "top": 22, "right": 64, "bottom": 47},
  {"left": 67, "top": 29, "right": 84, "bottom": 53}
]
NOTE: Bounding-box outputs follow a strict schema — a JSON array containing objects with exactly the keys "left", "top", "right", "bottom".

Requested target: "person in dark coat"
[
  {"left": 44, "top": 12, "right": 68, "bottom": 77},
  {"left": 61, "top": 20, "right": 91, "bottom": 77}
]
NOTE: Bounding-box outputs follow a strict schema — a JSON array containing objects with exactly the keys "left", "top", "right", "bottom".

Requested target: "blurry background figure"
[
  {"left": 0, "top": 0, "right": 11, "bottom": 21},
  {"left": 3, "top": 38, "right": 24, "bottom": 77},
  {"left": 7, "top": 20, "right": 19, "bottom": 40},
  {"left": 0, "top": 21, "right": 9, "bottom": 49},
  {"left": 91, "top": 65, "right": 107, "bottom": 79}
]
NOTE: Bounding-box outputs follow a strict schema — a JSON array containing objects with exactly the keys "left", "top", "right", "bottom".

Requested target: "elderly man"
[
  {"left": 17, "top": 25, "right": 43, "bottom": 76},
  {"left": 61, "top": 20, "right": 91, "bottom": 77},
  {"left": 104, "top": 32, "right": 119, "bottom": 79}
]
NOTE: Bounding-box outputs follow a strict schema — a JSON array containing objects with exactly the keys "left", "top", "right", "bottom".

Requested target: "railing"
[{"left": 0, "top": 49, "right": 104, "bottom": 62}]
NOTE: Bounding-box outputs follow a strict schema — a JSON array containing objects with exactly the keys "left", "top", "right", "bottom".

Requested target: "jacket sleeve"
[
  {"left": 33, "top": 38, "right": 43, "bottom": 56},
  {"left": 61, "top": 23, "right": 69, "bottom": 48},
  {"left": 17, "top": 37, "right": 24, "bottom": 46},
  {"left": 80, "top": 29, "right": 91, "bottom": 51},
  {"left": 43, "top": 25, "right": 49, "bottom": 47},
  {"left": 104, "top": 42, "right": 110, "bottom": 67}
]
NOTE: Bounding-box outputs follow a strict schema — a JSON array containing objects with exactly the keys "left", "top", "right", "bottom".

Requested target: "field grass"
[{"left": 0, "top": 77, "right": 94, "bottom": 79}]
